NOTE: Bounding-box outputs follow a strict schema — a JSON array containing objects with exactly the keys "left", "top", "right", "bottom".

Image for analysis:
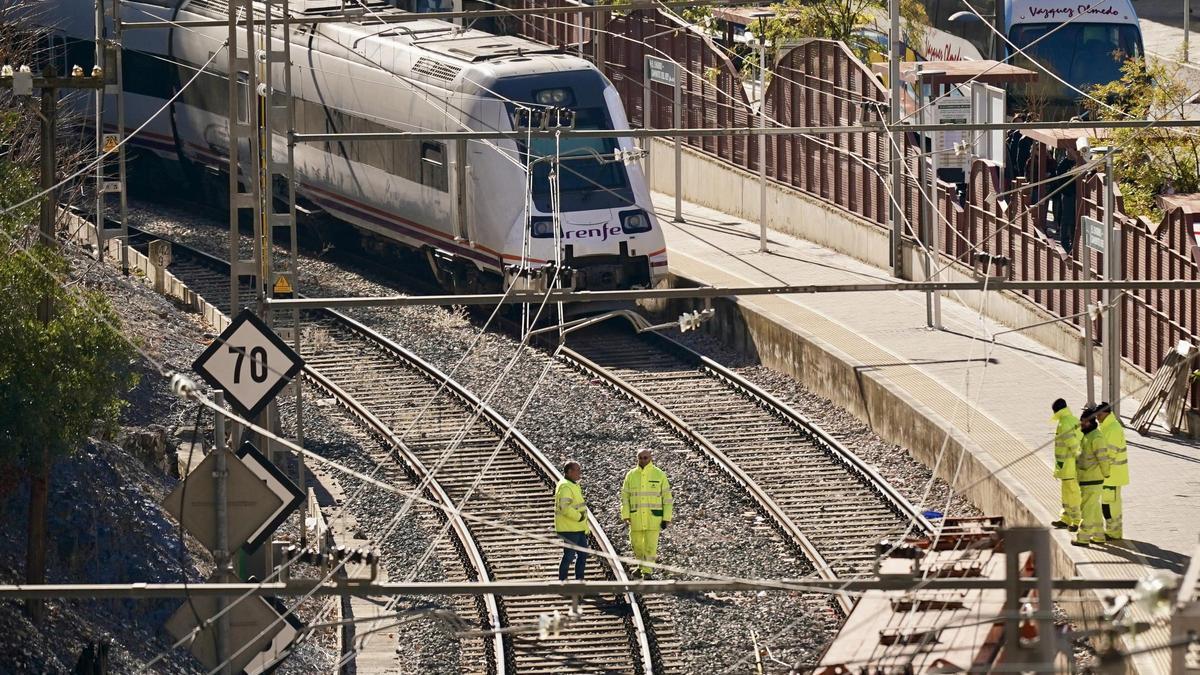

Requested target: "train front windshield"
[
  {"left": 523, "top": 107, "right": 634, "bottom": 213},
  {"left": 1008, "top": 22, "right": 1142, "bottom": 108},
  {"left": 494, "top": 72, "right": 635, "bottom": 213}
]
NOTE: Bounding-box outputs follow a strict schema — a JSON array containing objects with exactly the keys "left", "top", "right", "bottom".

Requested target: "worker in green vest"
[
  {"left": 1073, "top": 409, "right": 1111, "bottom": 547},
  {"left": 620, "top": 449, "right": 673, "bottom": 578},
  {"left": 1095, "top": 402, "right": 1128, "bottom": 540},
  {"left": 555, "top": 460, "right": 590, "bottom": 581},
  {"left": 1049, "top": 399, "right": 1082, "bottom": 531}
]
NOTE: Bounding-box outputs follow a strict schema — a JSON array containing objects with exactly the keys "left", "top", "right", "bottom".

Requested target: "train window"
[
  {"left": 123, "top": 51, "right": 177, "bottom": 100},
  {"left": 420, "top": 142, "right": 448, "bottom": 192}
]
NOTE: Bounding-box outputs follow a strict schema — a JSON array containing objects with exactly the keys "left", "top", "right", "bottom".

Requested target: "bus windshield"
[{"left": 1008, "top": 22, "right": 1142, "bottom": 110}]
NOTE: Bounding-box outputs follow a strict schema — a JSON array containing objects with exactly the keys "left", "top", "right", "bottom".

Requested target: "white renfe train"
[{"left": 45, "top": 0, "right": 668, "bottom": 293}]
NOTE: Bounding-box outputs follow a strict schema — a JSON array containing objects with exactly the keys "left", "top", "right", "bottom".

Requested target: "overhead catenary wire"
[
  {"left": 0, "top": 43, "right": 229, "bottom": 222},
  {"left": 28, "top": 0, "right": 1190, "bottom": 662}
]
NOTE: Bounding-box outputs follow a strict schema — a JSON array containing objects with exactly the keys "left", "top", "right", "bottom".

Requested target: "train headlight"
[
  {"left": 530, "top": 217, "right": 555, "bottom": 238},
  {"left": 535, "top": 88, "right": 573, "bottom": 106},
  {"left": 619, "top": 209, "right": 651, "bottom": 234}
]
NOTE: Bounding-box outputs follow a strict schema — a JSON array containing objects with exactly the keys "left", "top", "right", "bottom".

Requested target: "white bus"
[{"left": 918, "top": 0, "right": 1144, "bottom": 118}]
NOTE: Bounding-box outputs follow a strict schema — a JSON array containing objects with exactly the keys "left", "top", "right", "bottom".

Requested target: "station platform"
[{"left": 649, "top": 192, "right": 1198, "bottom": 673}]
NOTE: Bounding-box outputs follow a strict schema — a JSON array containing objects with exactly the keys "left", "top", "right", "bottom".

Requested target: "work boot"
[
  {"left": 1105, "top": 534, "right": 1123, "bottom": 542},
  {"left": 1071, "top": 540, "right": 1090, "bottom": 548},
  {"left": 1068, "top": 525, "right": 1079, "bottom": 533},
  {"left": 1051, "top": 520, "right": 1070, "bottom": 529}
]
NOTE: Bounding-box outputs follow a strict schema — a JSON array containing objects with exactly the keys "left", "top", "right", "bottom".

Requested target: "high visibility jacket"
[
  {"left": 554, "top": 479, "right": 589, "bottom": 534},
  {"left": 1099, "top": 415, "right": 1129, "bottom": 487},
  {"left": 1051, "top": 408, "right": 1081, "bottom": 480},
  {"left": 1076, "top": 427, "right": 1111, "bottom": 484},
  {"left": 620, "top": 463, "right": 673, "bottom": 530}
]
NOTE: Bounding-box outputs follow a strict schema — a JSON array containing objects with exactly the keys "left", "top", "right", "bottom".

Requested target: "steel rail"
[
  {"left": 300, "top": 364, "right": 509, "bottom": 672},
  {"left": 323, "top": 310, "right": 660, "bottom": 674},
  {"left": 125, "top": 226, "right": 659, "bottom": 674},
  {"left": 669, "top": 335, "right": 934, "bottom": 534},
  {"left": 558, "top": 327, "right": 937, "bottom": 617},
  {"left": 558, "top": 344, "right": 852, "bottom": 615},
  {"left": 123, "top": 227, "right": 510, "bottom": 672}
]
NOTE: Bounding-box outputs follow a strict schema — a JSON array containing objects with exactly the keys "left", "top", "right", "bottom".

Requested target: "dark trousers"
[{"left": 557, "top": 531, "right": 588, "bottom": 581}]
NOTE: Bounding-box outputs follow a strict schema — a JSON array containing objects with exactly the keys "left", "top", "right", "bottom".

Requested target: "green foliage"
[
  {"left": 1087, "top": 58, "right": 1200, "bottom": 220},
  {"left": 679, "top": 5, "right": 714, "bottom": 30},
  {"left": 752, "top": 0, "right": 928, "bottom": 69},
  {"left": 0, "top": 112, "right": 138, "bottom": 483}
]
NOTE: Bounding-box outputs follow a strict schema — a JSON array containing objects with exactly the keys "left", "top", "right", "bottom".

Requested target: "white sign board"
[
  {"left": 162, "top": 449, "right": 285, "bottom": 553},
  {"left": 193, "top": 309, "right": 305, "bottom": 418},
  {"left": 971, "top": 81, "right": 1006, "bottom": 168},
  {"left": 935, "top": 95, "right": 972, "bottom": 173},
  {"left": 645, "top": 56, "right": 678, "bottom": 88},
  {"left": 236, "top": 441, "right": 305, "bottom": 552},
  {"left": 164, "top": 591, "right": 290, "bottom": 674},
  {"left": 1082, "top": 216, "right": 1106, "bottom": 252}
]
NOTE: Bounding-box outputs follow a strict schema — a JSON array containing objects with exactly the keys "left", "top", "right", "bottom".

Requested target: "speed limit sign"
[{"left": 192, "top": 309, "right": 305, "bottom": 417}]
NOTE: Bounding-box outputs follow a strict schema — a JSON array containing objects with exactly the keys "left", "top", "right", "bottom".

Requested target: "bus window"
[{"left": 1008, "top": 22, "right": 1141, "bottom": 106}]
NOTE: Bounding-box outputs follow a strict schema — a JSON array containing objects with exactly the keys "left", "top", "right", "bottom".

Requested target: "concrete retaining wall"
[{"left": 64, "top": 211, "right": 230, "bottom": 332}]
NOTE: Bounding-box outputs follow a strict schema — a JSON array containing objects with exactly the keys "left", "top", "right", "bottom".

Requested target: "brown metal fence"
[
  {"left": 940, "top": 159, "right": 1200, "bottom": 406},
  {"left": 601, "top": 10, "right": 753, "bottom": 166},
  {"left": 512, "top": 0, "right": 594, "bottom": 54},
  {"left": 505, "top": 9, "right": 1200, "bottom": 407},
  {"left": 768, "top": 40, "right": 889, "bottom": 226}
]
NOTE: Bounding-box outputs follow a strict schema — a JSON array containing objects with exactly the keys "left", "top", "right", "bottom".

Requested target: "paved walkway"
[
  {"left": 1138, "top": 0, "right": 1200, "bottom": 95},
  {"left": 650, "top": 192, "right": 1198, "bottom": 673}
]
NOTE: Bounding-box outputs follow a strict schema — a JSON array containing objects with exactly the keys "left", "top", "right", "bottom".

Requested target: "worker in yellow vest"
[
  {"left": 1095, "top": 402, "right": 1128, "bottom": 541},
  {"left": 1049, "top": 399, "right": 1082, "bottom": 531},
  {"left": 555, "top": 461, "right": 590, "bottom": 581},
  {"left": 1074, "top": 409, "right": 1111, "bottom": 547},
  {"left": 620, "top": 449, "right": 673, "bottom": 578}
]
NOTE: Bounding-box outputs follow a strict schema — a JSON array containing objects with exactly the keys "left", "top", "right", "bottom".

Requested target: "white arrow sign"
[
  {"left": 193, "top": 309, "right": 304, "bottom": 418},
  {"left": 236, "top": 441, "right": 305, "bottom": 552}
]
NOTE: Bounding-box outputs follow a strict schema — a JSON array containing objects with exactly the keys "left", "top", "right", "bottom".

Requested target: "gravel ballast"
[{"left": 125, "top": 200, "right": 991, "bottom": 671}]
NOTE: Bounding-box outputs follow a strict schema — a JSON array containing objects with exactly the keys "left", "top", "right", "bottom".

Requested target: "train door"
[{"left": 452, "top": 140, "right": 471, "bottom": 242}]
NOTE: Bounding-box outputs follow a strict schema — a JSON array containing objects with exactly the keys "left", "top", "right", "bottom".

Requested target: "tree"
[
  {"left": 1086, "top": 57, "right": 1200, "bottom": 220},
  {"left": 753, "top": 0, "right": 928, "bottom": 69},
  {"left": 0, "top": 109, "right": 138, "bottom": 621}
]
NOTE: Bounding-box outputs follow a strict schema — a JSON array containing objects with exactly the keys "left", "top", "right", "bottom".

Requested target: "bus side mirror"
[{"left": 948, "top": 11, "right": 984, "bottom": 22}]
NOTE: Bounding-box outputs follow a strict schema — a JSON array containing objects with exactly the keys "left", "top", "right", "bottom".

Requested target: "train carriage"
[{"left": 45, "top": 0, "right": 668, "bottom": 293}]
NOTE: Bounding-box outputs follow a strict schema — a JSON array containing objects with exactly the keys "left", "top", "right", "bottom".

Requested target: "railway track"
[
  {"left": 126, "top": 229, "right": 677, "bottom": 674},
  {"left": 561, "top": 324, "right": 935, "bottom": 613}
]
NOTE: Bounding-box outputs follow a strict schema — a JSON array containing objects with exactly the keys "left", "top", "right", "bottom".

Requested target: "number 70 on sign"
[{"left": 193, "top": 309, "right": 306, "bottom": 418}]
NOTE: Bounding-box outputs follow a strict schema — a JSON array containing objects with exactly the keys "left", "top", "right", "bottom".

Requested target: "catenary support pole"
[
  {"left": 39, "top": 73, "right": 57, "bottom": 247},
  {"left": 888, "top": 0, "right": 903, "bottom": 277},
  {"left": 213, "top": 391, "right": 231, "bottom": 675},
  {"left": 673, "top": 69, "right": 683, "bottom": 223},
  {"left": 1187, "top": 0, "right": 1192, "bottom": 64},
  {"left": 757, "top": 24, "right": 767, "bottom": 253},
  {"left": 94, "top": 0, "right": 105, "bottom": 262},
  {"left": 1084, "top": 308, "right": 1096, "bottom": 408},
  {"left": 917, "top": 65, "right": 933, "bottom": 327},
  {"left": 1103, "top": 150, "right": 1122, "bottom": 414}
]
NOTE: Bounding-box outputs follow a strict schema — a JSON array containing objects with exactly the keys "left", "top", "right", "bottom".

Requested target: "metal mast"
[
  {"left": 97, "top": 0, "right": 128, "bottom": 271},
  {"left": 260, "top": 0, "right": 304, "bottom": 487}
]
